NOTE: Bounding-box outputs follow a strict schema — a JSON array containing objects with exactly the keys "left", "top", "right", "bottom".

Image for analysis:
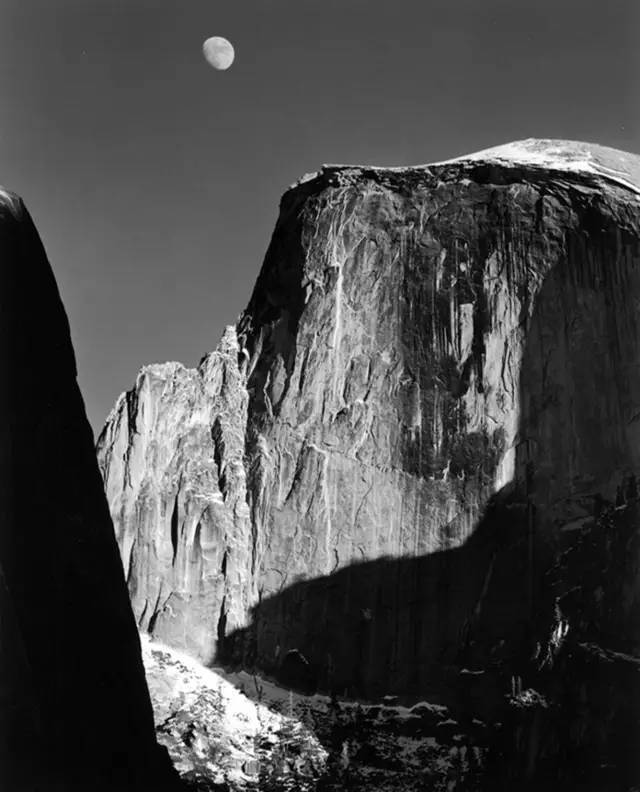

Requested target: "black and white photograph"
[{"left": 0, "top": 1, "right": 638, "bottom": 790}]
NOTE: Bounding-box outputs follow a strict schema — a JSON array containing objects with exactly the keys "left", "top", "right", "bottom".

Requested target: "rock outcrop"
[
  {"left": 98, "top": 139, "right": 640, "bottom": 787},
  {"left": 99, "top": 327, "right": 253, "bottom": 663},
  {"left": 0, "top": 190, "right": 179, "bottom": 791}
]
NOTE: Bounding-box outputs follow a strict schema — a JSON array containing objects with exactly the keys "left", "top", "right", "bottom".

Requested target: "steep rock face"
[
  {"left": 0, "top": 190, "right": 178, "bottom": 791},
  {"left": 99, "top": 327, "right": 253, "bottom": 662},
  {"left": 98, "top": 140, "right": 640, "bottom": 700}
]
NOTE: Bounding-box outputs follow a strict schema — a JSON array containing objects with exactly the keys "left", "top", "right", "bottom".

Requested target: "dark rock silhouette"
[{"left": 0, "top": 190, "right": 179, "bottom": 790}]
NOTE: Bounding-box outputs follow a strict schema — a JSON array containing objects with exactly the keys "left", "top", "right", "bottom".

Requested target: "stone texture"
[
  {"left": 98, "top": 139, "right": 640, "bottom": 783},
  {"left": 99, "top": 327, "right": 254, "bottom": 663},
  {"left": 0, "top": 190, "right": 179, "bottom": 791}
]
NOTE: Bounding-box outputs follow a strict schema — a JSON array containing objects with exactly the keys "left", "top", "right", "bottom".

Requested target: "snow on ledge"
[{"left": 428, "top": 138, "right": 640, "bottom": 196}]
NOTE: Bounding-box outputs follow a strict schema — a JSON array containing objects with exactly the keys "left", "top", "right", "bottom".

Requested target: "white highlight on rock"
[
  {"left": 431, "top": 138, "right": 640, "bottom": 196},
  {"left": 142, "top": 634, "right": 326, "bottom": 784},
  {"left": 306, "top": 140, "right": 640, "bottom": 199}
]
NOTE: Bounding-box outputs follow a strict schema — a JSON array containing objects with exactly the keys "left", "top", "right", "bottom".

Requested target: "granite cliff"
[
  {"left": 98, "top": 139, "right": 640, "bottom": 788},
  {"left": 0, "top": 190, "right": 179, "bottom": 791}
]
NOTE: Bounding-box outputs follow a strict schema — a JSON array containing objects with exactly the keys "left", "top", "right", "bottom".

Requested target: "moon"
[{"left": 203, "top": 37, "right": 235, "bottom": 71}]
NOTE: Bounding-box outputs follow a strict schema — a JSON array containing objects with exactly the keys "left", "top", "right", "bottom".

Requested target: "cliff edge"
[{"left": 98, "top": 139, "right": 640, "bottom": 788}]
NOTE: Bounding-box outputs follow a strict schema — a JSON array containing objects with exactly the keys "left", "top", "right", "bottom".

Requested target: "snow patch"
[{"left": 429, "top": 138, "right": 640, "bottom": 196}]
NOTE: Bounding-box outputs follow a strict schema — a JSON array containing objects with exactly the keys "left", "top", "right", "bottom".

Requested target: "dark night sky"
[{"left": 1, "top": 0, "right": 638, "bottom": 434}]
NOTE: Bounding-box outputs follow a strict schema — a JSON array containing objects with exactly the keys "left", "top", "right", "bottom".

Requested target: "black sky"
[{"left": 1, "top": 0, "right": 638, "bottom": 433}]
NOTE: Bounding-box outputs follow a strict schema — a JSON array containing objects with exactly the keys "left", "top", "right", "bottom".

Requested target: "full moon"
[{"left": 202, "top": 36, "right": 235, "bottom": 71}]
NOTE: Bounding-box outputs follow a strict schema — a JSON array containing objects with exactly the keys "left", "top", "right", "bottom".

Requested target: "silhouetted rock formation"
[
  {"left": 98, "top": 139, "right": 640, "bottom": 788},
  {"left": 0, "top": 190, "right": 179, "bottom": 791}
]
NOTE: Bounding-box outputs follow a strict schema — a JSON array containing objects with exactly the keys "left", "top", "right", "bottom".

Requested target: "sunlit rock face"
[
  {"left": 0, "top": 191, "right": 178, "bottom": 790},
  {"left": 99, "top": 327, "right": 253, "bottom": 663},
  {"left": 98, "top": 140, "right": 640, "bottom": 703}
]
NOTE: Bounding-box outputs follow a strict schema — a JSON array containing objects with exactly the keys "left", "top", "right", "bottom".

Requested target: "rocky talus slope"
[
  {"left": 0, "top": 190, "right": 179, "bottom": 791},
  {"left": 98, "top": 139, "right": 640, "bottom": 789}
]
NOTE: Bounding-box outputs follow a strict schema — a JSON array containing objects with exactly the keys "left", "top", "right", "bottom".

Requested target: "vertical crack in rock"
[
  {"left": 170, "top": 494, "right": 179, "bottom": 567},
  {"left": 211, "top": 416, "right": 227, "bottom": 497}
]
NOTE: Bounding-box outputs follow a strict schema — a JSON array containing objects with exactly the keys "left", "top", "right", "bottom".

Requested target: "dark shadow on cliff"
[
  {"left": 236, "top": 179, "right": 317, "bottom": 419},
  {"left": 220, "top": 489, "right": 547, "bottom": 704},
  {"left": 216, "top": 183, "right": 640, "bottom": 789}
]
